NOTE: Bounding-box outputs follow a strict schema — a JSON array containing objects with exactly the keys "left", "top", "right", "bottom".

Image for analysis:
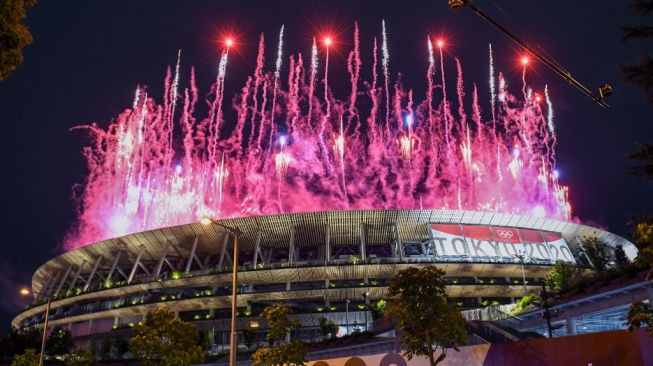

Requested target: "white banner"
[{"left": 430, "top": 224, "right": 576, "bottom": 264}]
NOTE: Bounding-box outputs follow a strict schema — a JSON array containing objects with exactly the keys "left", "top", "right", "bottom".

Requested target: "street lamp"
[
  {"left": 361, "top": 291, "right": 370, "bottom": 332},
  {"left": 200, "top": 217, "right": 242, "bottom": 366},
  {"left": 513, "top": 250, "right": 528, "bottom": 296},
  {"left": 19, "top": 288, "right": 50, "bottom": 366},
  {"left": 345, "top": 299, "right": 350, "bottom": 336}
]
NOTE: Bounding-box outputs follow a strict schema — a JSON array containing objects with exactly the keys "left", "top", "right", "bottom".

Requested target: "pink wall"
[{"left": 309, "top": 329, "right": 653, "bottom": 366}]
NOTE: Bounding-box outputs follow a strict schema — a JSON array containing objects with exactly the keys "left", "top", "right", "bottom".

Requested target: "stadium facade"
[{"left": 12, "top": 209, "right": 637, "bottom": 347}]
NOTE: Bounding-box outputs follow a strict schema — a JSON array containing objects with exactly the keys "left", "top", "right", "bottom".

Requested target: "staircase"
[{"left": 463, "top": 305, "right": 545, "bottom": 344}]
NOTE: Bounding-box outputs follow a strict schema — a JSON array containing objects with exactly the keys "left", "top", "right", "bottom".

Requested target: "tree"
[
  {"left": 510, "top": 293, "right": 541, "bottom": 315},
  {"left": 372, "top": 299, "right": 387, "bottom": 319},
  {"left": 627, "top": 143, "right": 653, "bottom": 179},
  {"left": 45, "top": 327, "right": 73, "bottom": 357},
  {"left": 622, "top": 0, "right": 653, "bottom": 103},
  {"left": 633, "top": 218, "right": 653, "bottom": 279},
  {"left": 99, "top": 337, "right": 111, "bottom": 360},
  {"left": 318, "top": 317, "right": 339, "bottom": 341},
  {"left": 129, "top": 306, "right": 204, "bottom": 366},
  {"left": 251, "top": 303, "right": 306, "bottom": 366},
  {"left": 384, "top": 266, "right": 468, "bottom": 366},
  {"left": 260, "top": 303, "right": 301, "bottom": 346},
  {"left": 65, "top": 347, "right": 96, "bottom": 366},
  {"left": 580, "top": 236, "right": 610, "bottom": 272},
  {"left": 87, "top": 338, "right": 97, "bottom": 360},
  {"left": 627, "top": 301, "right": 653, "bottom": 335},
  {"left": 1, "top": 327, "right": 41, "bottom": 360},
  {"left": 0, "top": 0, "right": 36, "bottom": 80},
  {"left": 545, "top": 261, "right": 579, "bottom": 292},
  {"left": 251, "top": 339, "right": 306, "bottom": 366},
  {"left": 614, "top": 245, "right": 631, "bottom": 271},
  {"left": 242, "top": 329, "right": 257, "bottom": 351},
  {"left": 11, "top": 348, "right": 38, "bottom": 366}
]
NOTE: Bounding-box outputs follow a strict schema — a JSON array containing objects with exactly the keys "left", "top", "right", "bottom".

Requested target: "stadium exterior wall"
[{"left": 11, "top": 209, "right": 636, "bottom": 342}]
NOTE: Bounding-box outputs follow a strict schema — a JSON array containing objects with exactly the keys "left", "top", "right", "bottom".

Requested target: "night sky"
[{"left": 0, "top": 0, "right": 651, "bottom": 330}]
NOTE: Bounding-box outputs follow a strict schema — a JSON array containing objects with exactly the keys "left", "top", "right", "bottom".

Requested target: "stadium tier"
[{"left": 12, "top": 209, "right": 636, "bottom": 343}]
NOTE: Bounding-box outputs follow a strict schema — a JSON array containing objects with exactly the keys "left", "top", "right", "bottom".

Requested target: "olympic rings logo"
[{"left": 495, "top": 229, "right": 514, "bottom": 239}]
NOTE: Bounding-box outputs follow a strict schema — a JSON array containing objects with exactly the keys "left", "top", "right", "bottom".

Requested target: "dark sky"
[{"left": 0, "top": 0, "right": 651, "bottom": 330}]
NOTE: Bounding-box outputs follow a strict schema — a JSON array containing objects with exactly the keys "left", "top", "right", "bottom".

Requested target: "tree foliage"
[
  {"left": 251, "top": 303, "right": 306, "bottom": 366},
  {"left": 64, "top": 347, "right": 96, "bottom": 366},
  {"left": 318, "top": 317, "right": 339, "bottom": 340},
  {"left": 129, "top": 306, "right": 204, "bottom": 366},
  {"left": 0, "top": 327, "right": 41, "bottom": 360},
  {"left": 260, "top": 303, "right": 301, "bottom": 346},
  {"left": 627, "top": 143, "right": 653, "bottom": 179},
  {"left": 11, "top": 348, "right": 38, "bottom": 366},
  {"left": 251, "top": 339, "right": 306, "bottom": 366},
  {"left": 45, "top": 327, "right": 73, "bottom": 357},
  {"left": 622, "top": 0, "right": 653, "bottom": 103},
  {"left": 510, "top": 293, "right": 541, "bottom": 315},
  {"left": 242, "top": 329, "right": 257, "bottom": 351},
  {"left": 580, "top": 236, "right": 611, "bottom": 272},
  {"left": 0, "top": 0, "right": 36, "bottom": 80},
  {"left": 633, "top": 218, "right": 653, "bottom": 279},
  {"left": 545, "top": 261, "right": 579, "bottom": 292},
  {"left": 627, "top": 301, "right": 653, "bottom": 335},
  {"left": 613, "top": 245, "right": 631, "bottom": 271},
  {"left": 384, "top": 266, "right": 468, "bottom": 366}
]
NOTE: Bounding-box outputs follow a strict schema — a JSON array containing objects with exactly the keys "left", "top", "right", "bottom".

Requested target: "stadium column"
[
  {"left": 38, "top": 271, "right": 60, "bottom": 301},
  {"left": 53, "top": 266, "right": 73, "bottom": 297},
  {"left": 288, "top": 226, "right": 296, "bottom": 266},
  {"left": 287, "top": 227, "right": 296, "bottom": 291},
  {"left": 106, "top": 250, "right": 123, "bottom": 282},
  {"left": 218, "top": 232, "right": 230, "bottom": 271},
  {"left": 566, "top": 316, "right": 577, "bottom": 335},
  {"left": 84, "top": 256, "right": 103, "bottom": 291},
  {"left": 127, "top": 246, "right": 146, "bottom": 284},
  {"left": 152, "top": 241, "right": 171, "bottom": 280},
  {"left": 393, "top": 223, "right": 404, "bottom": 261},
  {"left": 325, "top": 224, "right": 331, "bottom": 265},
  {"left": 252, "top": 231, "right": 262, "bottom": 268},
  {"left": 69, "top": 261, "right": 86, "bottom": 291},
  {"left": 184, "top": 237, "right": 199, "bottom": 275},
  {"left": 325, "top": 224, "right": 331, "bottom": 292},
  {"left": 359, "top": 223, "right": 367, "bottom": 262}
]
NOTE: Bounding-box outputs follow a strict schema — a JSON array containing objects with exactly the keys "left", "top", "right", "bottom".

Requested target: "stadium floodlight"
[{"left": 199, "top": 217, "right": 241, "bottom": 366}]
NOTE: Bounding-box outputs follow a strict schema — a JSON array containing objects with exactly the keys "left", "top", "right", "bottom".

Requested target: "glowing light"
[
  {"left": 324, "top": 37, "right": 332, "bottom": 47},
  {"left": 19, "top": 288, "right": 30, "bottom": 296},
  {"left": 109, "top": 214, "right": 130, "bottom": 236},
  {"left": 521, "top": 57, "right": 529, "bottom": 65},
  {"left": 532, "top": 205, "right": 546, "bottom": 218},
  {"left": 554, "top": 169, "right": 560, "bottom": 179},
  {"left": 535, "top": 95, "right": 542, "bottom": 103},
  {"left": 275, "top": 151, "right": 292, "bottom": 176},
  {"left": 199, "top": 217, "right": 213, "bottom": 226},
  {"left": 405, "top": 114, "right": 413, "bottom": 127},
  {"left": 436, "top": 39, "right": 444, "bottom": 48},
  {"left": 225, "top": 38, "right": 234, "bottom": 48},
  {"left": 399, "top": 135, "right": 414, "bottom": 160},
  {"left": 279, "top": 135, "right": 287, "bottom": 146},
  {"left": 175, "top": 164, "right": 182, "bottom": 174}
]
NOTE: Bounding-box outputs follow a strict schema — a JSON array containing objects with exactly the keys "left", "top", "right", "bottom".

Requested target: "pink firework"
[{"left": 66, "top": 23, "right": 571, "bottom": 249}]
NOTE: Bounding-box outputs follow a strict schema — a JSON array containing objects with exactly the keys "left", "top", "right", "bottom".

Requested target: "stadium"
[{"left": 11, "top": 209, "right": 637, "bottom": 348}]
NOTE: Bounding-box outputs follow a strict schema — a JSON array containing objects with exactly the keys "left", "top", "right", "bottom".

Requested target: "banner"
[{"left": 430, "top": 224, "right": 576, "bottom": 264}]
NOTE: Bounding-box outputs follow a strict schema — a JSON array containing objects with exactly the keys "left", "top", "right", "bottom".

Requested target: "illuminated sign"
[{"left": 430, "top": 224, "right": 576, "bottom": 264}]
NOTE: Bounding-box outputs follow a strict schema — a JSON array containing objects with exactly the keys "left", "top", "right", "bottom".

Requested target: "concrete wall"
[{"left": 307, "top": 329, "right": 653, "bottom": 366}]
